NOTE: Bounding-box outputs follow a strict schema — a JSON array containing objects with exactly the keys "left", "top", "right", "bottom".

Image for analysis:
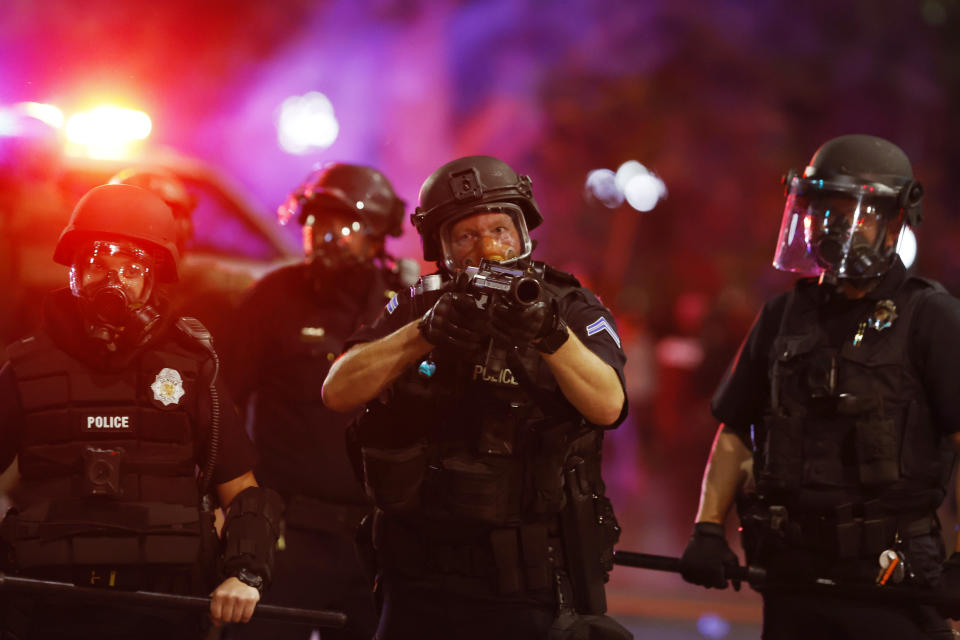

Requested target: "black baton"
[{"left": 0, "top": 573, "right": 347, "bottom": 628}]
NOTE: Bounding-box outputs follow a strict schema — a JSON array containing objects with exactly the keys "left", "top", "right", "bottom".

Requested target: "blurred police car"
[{"left": 0, "top": 102, "right": 297, "bottom": 353}]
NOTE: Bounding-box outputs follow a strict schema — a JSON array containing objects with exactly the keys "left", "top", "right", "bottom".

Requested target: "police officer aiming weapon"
[{"left": 323, "top": 155, "right": 631, "bottom": 640}]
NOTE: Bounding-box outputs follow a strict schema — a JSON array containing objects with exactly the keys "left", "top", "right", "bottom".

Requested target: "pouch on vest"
[
  {"left": 437, "top": 455, "right": 520, "bottom": 524},
  {"left": 361, "top": 442, "right": 427, "bottom": 512},
  {"left": 855, "top": 417, "right": 900, "bottom": 486},
  {"left": 760, "top": 413, "right": 804, "bottom": 491}
]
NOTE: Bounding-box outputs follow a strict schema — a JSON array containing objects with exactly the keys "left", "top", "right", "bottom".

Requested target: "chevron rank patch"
[
  {"left": 585, "top": 317, "right": 621, "bottom": 349},
  {"left": 386, "top": 294, "right": 400, "bottom": 315}
]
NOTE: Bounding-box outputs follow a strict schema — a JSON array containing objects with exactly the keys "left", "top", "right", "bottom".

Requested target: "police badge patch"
[{"left": 151, "top": 368, "right": 185, "bottom": 406}]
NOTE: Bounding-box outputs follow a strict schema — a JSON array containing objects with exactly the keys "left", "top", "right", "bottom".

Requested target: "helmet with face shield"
[
  {"left": 54, "top": 184, "right": 180, "bottom": 345},
  {"left": 412, "top": 155, "right": 542, "bottom": 272},
  {"left": 278, "top": 163, "right": 404, "bottom": 271},
  {"left": 773, "top": 135, "right": 923, "bottom": 282}
]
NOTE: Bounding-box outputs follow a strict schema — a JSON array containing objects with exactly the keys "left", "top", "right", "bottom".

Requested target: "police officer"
[
  {"left": 322, "top": 155, "right": 632, "bottom": 640},
  {"left": 108, "top": 167, "right": 252, "bottom": 345},
  {"left": 679, "top": 135, "right": 960, "bottom": 639},
  {"left": 0, "top": 184, "right": 282, "bottom": 639},
  {"left": 223, "top": 163, "right": 415, "bottom": 640}
]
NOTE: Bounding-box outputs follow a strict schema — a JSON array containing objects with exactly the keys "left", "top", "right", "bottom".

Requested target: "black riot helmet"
[
  {"left": 277, "top": 163, "right": 405, "bottom": 271},
  {"left": 412, "top": 155, "right": 543, "bottom": 271},
  {"left": 278, "top": 163, "right": 404, "bottom": 237},
  {"left": 773, "top": 135, "right": 923, "bottom": 283}
]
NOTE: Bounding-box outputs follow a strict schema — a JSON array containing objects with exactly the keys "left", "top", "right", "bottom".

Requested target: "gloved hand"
[
  {"left": 937, "top": 552, "right": 960, "bottom": 619},
  {"left": 679, "top": 522, "right": 741, "bottom": 590},
  {"left": 418, "top": 291, "right": 489, "bottom": 353},
  {"left": 490, "top": 298, "right": 568, "bottom": 353}
]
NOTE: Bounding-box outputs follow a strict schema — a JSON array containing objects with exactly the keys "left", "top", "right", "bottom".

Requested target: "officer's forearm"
[
  {"left": 694, "top": 425, "right": 752, "bottom": 525},
  {"left": 322, "top": 322, "right": 433, "bottom": 412},
  {"left": 541, "top": 329, "right": 624, "bottom": 426}
]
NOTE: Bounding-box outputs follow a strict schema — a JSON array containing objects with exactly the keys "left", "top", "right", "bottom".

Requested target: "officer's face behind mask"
[
  {"left": 303, "top": 209, "right": 384, "bottom": 266},
  {"left": 439, "top": 205, "right": 532, "bottom": 271},
  {"left": 69, "top": 240, "right": 157, "bottom": 330},
  {"left": 772, "top": 175, "right": 905, "bottom": 282}
]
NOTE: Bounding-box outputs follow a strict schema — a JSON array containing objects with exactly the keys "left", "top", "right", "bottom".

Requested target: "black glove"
[
  {"left": 679, "top": 522, "right": 741, "bottom": 590},
  {"left": 490, "top": 298, "right": 568, "bottom": 353},
  {"left": 938, "top": 552, "right": 960, "bottom": 619},
  {"left": 418, "top": 291, "right": 489, "bottom": 353}
]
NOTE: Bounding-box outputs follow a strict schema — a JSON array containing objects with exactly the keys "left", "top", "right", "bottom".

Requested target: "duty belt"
[{"left": 766, "top": 505, "right": 938, "bottom": 558}]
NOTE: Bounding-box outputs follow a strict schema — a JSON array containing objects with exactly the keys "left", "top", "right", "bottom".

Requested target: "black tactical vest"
[
  {"left": 757, "top": 277, "right": 952, "bottom": 507},
  {"left": 356, "top": 265, "right": 603, "bottom": 526},
  {"left": 2, "top": 323, "right": 209, "bottom": 570}
]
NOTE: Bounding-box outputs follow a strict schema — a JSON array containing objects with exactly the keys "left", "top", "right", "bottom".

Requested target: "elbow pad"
[{"left": 222, "top": 486, "right": 285, "bottom": 586}]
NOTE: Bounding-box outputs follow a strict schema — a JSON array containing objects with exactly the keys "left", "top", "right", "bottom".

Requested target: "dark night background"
[{"left": 2, "top": 0, "right": 959, "bottom": 636}]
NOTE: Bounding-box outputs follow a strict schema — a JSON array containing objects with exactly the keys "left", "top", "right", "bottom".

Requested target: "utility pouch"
[
  {"left": 855, "top": 417, "right": 900, "bottom": 486},
  {"left": 559, "top": 456, "right": 607, "bottom": 615},
  {"left": 438, "top": 456, "right": 518, "bottom": 524},
  {"left": 361, "top": 442, "right": 427, "bottom": 512},
  {"left": 759, "top": 414, "right": 803, "bottom": 491}
]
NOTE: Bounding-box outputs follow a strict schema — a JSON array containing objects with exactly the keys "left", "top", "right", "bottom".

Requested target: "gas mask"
[
  {"left": 438, "top": 204, "right": 533, "bottom": 272},
  {"left": 69, "top": 241, "right": 161, "bottom": 350},
  {"left": 773, "top": 174, "right": 909, "bottom": 284}
]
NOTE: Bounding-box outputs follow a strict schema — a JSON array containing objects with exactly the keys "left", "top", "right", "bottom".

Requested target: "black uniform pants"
[
  {"left": 230, "top": 526, "right": 378, "bottom": 640},
  {"left": 375, "top": 570, "right": 557, "bottom": 640},
  {"left": 762, "top": 593, "right": 953, "bottom": 640}
]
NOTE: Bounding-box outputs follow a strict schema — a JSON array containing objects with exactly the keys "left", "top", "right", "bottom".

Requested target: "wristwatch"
[
  {"left": 535, "top": 318, "right": 569, "bottom": 354},
  {"left": 233, "top": 567, "right": 265, "bottom": 594}
]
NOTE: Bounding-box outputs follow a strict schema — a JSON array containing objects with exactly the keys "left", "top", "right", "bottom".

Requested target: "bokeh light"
[
  {"left": 65, "top": 106, "right": 152, "bottom": 159},
  {"left": 624, "top": 172, "right": 668, "bottom": 212},
  {"left": 585, "top": 168, "right": 624, "bottom": 208},
  {"left": 696, "top": 613, "right": 731, "bottom": 639},
  {"left": 615, "top": 160, "right": 648, "bottom": 192},
  {"left": 19, "top": 102, "right": 64, "bottom": 129},
  {"left": 897, "top": 226, "right": 917, "bottom": 269},
  {"left": 277, "top": 91, "right": 339, "bottom": 155}
]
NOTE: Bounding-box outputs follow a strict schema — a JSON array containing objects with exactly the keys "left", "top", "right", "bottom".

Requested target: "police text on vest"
[{"left": 86, "top": 416, "right": 131, "bottom": 430}]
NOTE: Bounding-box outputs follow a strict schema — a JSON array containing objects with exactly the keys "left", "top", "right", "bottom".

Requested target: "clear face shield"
[
  {"left": 772, "top": 175, "right": 906, "bottom": 282},
  {"left": 302, "top": 209, "right": 382, "bottom": 273},
  {"left": 438, "top": 203, "right": 533, "bottom": 272},
  {"left": 69, "top": 240, "right": 160, "bottom": 345}
]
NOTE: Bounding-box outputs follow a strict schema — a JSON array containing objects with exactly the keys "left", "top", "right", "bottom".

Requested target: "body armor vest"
[
  {"left": 758, "top": 277, "right": 952, "bottom": 508},
  {"left": 356, "top": 264, "right": 603, "bottom": 526},
  {"left": 2, "top": 322, "right": 209, "bottom": 570}
]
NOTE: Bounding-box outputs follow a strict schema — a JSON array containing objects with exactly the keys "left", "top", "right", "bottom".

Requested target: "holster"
[{"left": 559, "top": 456, "right": 619, "bottom": 615}]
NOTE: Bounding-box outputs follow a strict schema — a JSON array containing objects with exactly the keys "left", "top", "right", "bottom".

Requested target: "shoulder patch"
[
  {"left": 386, "top": 294, "right": 400, "bottom": 315},
  {"left": 585, "top": 317, "right": 621, "bottom": 348}
]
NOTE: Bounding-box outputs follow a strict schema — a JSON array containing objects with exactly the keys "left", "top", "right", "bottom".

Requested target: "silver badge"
[
  {"left": 151, "top": 368, "right": 185, "bottom": 406},
  {"left": 867, "top": 299, "right": 898, "bottom": 332}
]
